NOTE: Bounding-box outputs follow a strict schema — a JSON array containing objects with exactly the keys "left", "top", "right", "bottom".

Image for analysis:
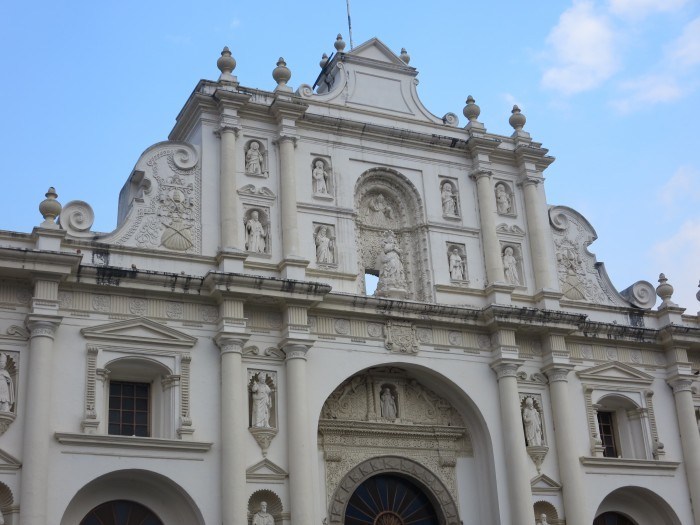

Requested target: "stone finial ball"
[
  {"left": 39, "top": 187, "right": 62, "bottom": 222},
  {"left": 272, "top": 57, "right": 291, "bottom": 86},
  {"left": 217, "top": 46, "right": 236, "bottom": 75},
  {"left": 399, "top": 48, "right": 410, "bottom": 65},
  {"left": 319, "top": 53, "right": 329, "bottom": 69},
  {"left": 463, "top": 95, "right": 480, "bottom": 122},
  {"left": 335, "top": 34, "right": 346, "bottom": 52},
  {"left": 509, "top": 105, "right": 526, "bottom": 131}
]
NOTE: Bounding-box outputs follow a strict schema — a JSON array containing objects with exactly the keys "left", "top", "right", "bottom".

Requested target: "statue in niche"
[
  {"left": 538, "top": 514, "right": 549, "bottom": 525},
  {"left": 245, "top": 211, "right": 267, "bottom": 253},
  {"left": 252, "top": 501, "right": 274, "bottom": 525},
  {"left": 495, "top": 183, "right": 512, "bottom": 215},
  {"left": 441, "top": 182, "right": 458, "bottom": 216},
  {"left": 380, "top": 387, "right": 397, "bottom": 420},
  {"left": 312, "top": 160, "right": 329, "bottom": 195},
  {"left": 0, "top": 354, "right": 14, "bottom": 412},
  {"left": 522, "top": 397, "right": 543, "bottom": 446},
  {"left": 245, "top": 141, "right": 264, "bottom": 175},
  {"left": 364, "top": 193, "right": 394, "bottom": 228},
  {"left": 376, "top": 231, "right": 407, "bottom": 294},
  {"left": 448, "top": 248, "right": 465, "bottom": 281},
  {"left": 503, "top": 246, "right": 521, "bottom": 285},
  {"left": 251, "top": 373, "right": 272, "bottom": 428},
  {"left": 315, "top": 226, "right": 334, "bottom": 264}
]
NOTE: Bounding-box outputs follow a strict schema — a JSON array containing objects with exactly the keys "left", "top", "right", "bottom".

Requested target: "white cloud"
[
  {"left": 610, "top": 74, "right": 684, "bottom": 113},
  {"left": 542, "top": 2, "right": 619, "bottom": 95},
  {"left": 650, "top": 219, "right": 700, "bottom": 311},
  {"left": 659, "top": 165, "right": 700, "bottom": 208},
  {"left": 668, "top": 17, "right": 700, "bottom": 68},
  {"left": 608, "top": 0, "right": 688, "bottom": 19},
  {"left": 502, "top": 93, "right": 520, "bottom": 107}
]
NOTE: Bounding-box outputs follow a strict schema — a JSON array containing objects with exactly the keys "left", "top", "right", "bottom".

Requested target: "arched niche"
[
  {"left": 316, "top": 364, "right": 500, "bottom": 525},
  {"left": 60, "top": 469, "right": 204, "bottom": 525},
  {"left": 593, "top": 486, "right": 681, "bottom": 525},
  {"left": 354, "top": 168, "right": 432, "bottom": 301}
]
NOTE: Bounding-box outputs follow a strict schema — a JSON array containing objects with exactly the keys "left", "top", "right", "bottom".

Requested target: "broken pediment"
[
  {"left": 246, "top": 458, "right": 288, "bottom": 483},
  {"left": 576, "top": 361, "right": 654, "bottom": 386},
  {"left": 80, "top": 317, "right": 197, "bottom": 348}
]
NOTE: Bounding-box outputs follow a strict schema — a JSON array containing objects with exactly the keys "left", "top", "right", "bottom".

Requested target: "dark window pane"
[{"left": 108, "top": 381, "right": 150, "bottom": 437}]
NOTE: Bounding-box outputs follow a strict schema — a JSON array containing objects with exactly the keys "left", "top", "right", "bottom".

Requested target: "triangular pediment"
[
  {"left": 0, "top": 449, "right": 21, "bottom": 470},
  {"left": 531, "top": 473, "right": 561, "bottom": 493},
  {"left": 349, "top": 38, "right": 411, "bottom": 68},
  {"left": 246, "top": 458, "right": 288, "bottom": 483},
  {"left": 81, "top": 317, "right": 197, "bottom": 348},
  {"left": 577, "top": 361, "right": 653, "bottom": 386}
]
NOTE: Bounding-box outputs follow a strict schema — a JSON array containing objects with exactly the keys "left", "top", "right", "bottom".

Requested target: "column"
[
  {"left": 285, "top": 344, "right": 314, "bottom": 524},
  {"left": 492, "top": 361, "right": 533, "bottom": 525},
  {"left": 545, "top": 366, "right": 588, "bottom": 525},
  {"left": 216, "top": 336, "right": 248, "bottom": 525},
  {"left": 471, "top": 169, "right": 505, "bottom": 284},
  {"left": 669, "top": 378, "right": 700, "bottom": 525},
  {"left": 20, "top": 318, "right": 60, "bottom": 525},
  {"left": 219, "top": 125, "right": 240, "bottom": 251},
  {"left": 520, "top": 177, "right": 558, "bottom": 291},
  {"left": 278, "top": 136, "right": 300, "bottom": 258}
]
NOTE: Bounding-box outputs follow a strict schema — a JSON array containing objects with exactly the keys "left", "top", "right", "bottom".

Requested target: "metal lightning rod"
[{"left": 346, "top": 0, "right": 354, "bottom": 49}]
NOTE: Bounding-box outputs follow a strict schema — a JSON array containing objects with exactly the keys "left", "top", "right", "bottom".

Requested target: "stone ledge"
[
  {"left": 579, "top": 456, "right": 680, "bottom": 472},
  {"left": 54, "top": 432, "right": 212, "bottom": 452}
]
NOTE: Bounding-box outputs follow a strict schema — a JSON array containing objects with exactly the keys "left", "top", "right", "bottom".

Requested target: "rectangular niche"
[
  {"left": 494, "top": 180, "right": 517, "bottom": 217},
  {"left": 243, "top": 204, "right": 272, "bottom": 256},
  {"left": 310, "top": 154, "right": 334, "bottom": 201},
  {"left": 248, "top": 369, "right": 278, "bottom": 429},
  {"left": 243, "top": 137, "right": 270, "bottom": 178},
  {"left": 439, "top": 177, "right": 461, "bottom": 220},
  {"left": 445, "top": 242, "right": 468, "bottom": 283},
  {"left": 500, "top": 241, "right": 525, "bottom": 287},
  {"left": 313, "top": 222, "right": 337, "bottom": 267}
]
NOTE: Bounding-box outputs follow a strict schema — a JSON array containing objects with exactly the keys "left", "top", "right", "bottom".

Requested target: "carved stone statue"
[
  {"left": 538, "top": 513, "right": 549, "bottom": 525},
  {"left": 495, "top": 183, "right": 512, "bottom": 215},
  {"left": 364, "top": 193, "right": 393, "bottom": 228},
  {"left": 312, "top": 160, "right": 329, "bottom": 195},
  {"left": 251, "top": 373, "right": 272, "bottom": 428},
  {"left": 245, "top": 211, "right": 267, "bottom": 253},
  {"left": 252, "top": 501, "right": 274, "bottom": 525},
  {"left": 503, "top": 246, "right": 521, "bottom": 286},
  {"left": 522, "top": 397, "right": 543, "bottom": 446},
  {"left": 380, "top": 387, "right": 397, "bottom": 420},
  {"left": 376, "top": 231, "right": 407, "bottom": 295},
  {"left": 441, "top": 183, "right": 458, "bottom": 216},
  {"left": 315, "top": 226, "right": 334, "bottom": 264},
  {"left": 246, "top": 141, "right": 264, "bottom": 175},
  {"left": 0, "top": 354, "right": 14, "bottom": 413},
  {"left": 449, "top": 248, "right": 465, "bottom": 281}
]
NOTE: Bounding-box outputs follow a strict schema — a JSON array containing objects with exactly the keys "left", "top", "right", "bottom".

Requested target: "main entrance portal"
[
  {"left": 79, "top": 500, "right": 164, "bottom": 525},
  {"left": 345, "top": 474, "right": 440, "bottom": 525}
]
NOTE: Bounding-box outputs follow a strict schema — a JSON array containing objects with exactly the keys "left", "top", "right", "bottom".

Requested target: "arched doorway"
[
  {"left": 345, "top": 474, "right": 439, "bottom": 525},
  {"left": 593, "top": 512, "right": 636, "bottom": 525},
  {"left": 79, "top": 500, "right": 163, "bottom": 525}
]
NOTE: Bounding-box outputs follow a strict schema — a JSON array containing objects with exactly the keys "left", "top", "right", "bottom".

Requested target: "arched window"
[
  {"left": 79, "top": 500, "right": 164, "bottom": 525},
  {"left": 593, "top": 511, "right": 637, "bottom": 525},
  {"left": 596, "top": 394, "right": 647, "bottom": 459}
]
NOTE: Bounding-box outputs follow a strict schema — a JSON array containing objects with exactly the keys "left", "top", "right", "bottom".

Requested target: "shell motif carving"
[{"left": 59, "top": 200, "right": 95, "bottom": 236}]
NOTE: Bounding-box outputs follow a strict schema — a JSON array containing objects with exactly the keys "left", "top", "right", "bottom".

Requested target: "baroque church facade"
[{"left": 0, "top": 36, "right": 699, "bottom": 525}]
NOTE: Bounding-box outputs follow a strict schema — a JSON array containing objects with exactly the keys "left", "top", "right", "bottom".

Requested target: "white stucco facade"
[{"left": 0, "top": 37, "right": 699, "bottom": 525}]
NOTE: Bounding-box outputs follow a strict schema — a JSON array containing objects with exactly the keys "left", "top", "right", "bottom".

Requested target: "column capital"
[
  {"left": 490, "top": 360, "right": 521, "bottom": 381},
  {"left": 469, "top": 169, "right": 492, "bottom": 182},
  {"left": 668, "top": 377, "right": 694, "bottom": 394},
  {"left": 542, "top": 364, "right": 574, "bottom": 383},
  {"left": 284, "top": 344, "right": 311, "bottom": 361},
  {"left": 214, "top": 334, "right": 249, "bottom": 355},
  {"left": 518, "top": 175, "right": 543, "bottom": 188},
  {"left": 26, "top": 317, "right": 60, "bottom": 340}
]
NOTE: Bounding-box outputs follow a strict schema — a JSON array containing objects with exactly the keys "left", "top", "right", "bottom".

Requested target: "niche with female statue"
[
  {"left": 313, "top": 223, "right": 336, "bottom": 267},
  {"left": 0, "top": 352, "right": 18, "bottom": 436},
  {"left": 501, "top": 242, "right": 524, "bottom": 287},
  {"left": 354, "top": 168, "right": 432, "bottom": 301},
  {"left": 243, "top": 206, "right": 271, "bottom": 255},
  {"left": 244, "top": 139, "right": 269, "bottom": 178},
  {"left": 311, "top": 157, "right": 334, "bottom": 200},
  {"left": 439, "top": 178, "right": 460, "bottom": 219},
  {"left": 248, "top": 369, "right": 278, "bottom": 457},
  {"left": 494, "top": 181, "right": 516, "bottom": 217}
]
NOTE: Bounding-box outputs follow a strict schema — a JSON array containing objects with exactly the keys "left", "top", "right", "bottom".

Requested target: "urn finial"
[
  {"left": 509, "top": 105, "right": 526, "bottom": 131},
  {"left": 463, "top": 95, "right": 481, "bottom": 122},
  {"left": 319, "top": 53, "right": 329, "bottom": 69},
  {"left": 399, "top": 48, "right": 410, "bottom": 64},
  {"left": 39, "top": 187, "right": 62, "bottom": 228},
  {"left": 334, "top": 34, "right": 346, "bottom": 52},
  {"left": 656, "top": 273, "right": 678, "bottom": 309},
  {"left": 217, "top": 46, "right": 237, "bottom": 83},
  {"left": 272, "top": 57, "right": 292, "bottom": 92}
]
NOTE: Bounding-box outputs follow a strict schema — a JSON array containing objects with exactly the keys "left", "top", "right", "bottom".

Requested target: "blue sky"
[{"left": 1, "top": 0, "right": 698, "bottom": 311}]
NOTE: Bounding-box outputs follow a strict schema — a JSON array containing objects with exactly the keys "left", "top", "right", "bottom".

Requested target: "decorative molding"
[
  {"left": 579, "top": 456, "right": 679, "bottom": 471},
  {"left": 81, "top": 317, "right": 197, "bottom": 348},
  {"left": 242, "top": 346, "right": 285, "bottom": 361},
  {"left": 384, "top": 321, "right": 419, "bottom": 354},
  {"left": 0, "top": 449, "right": 21, "bottom": 471},
  {"left": 246, "top": 458, "right": 288, "bottom": 483},
  {"left": 54, "top": 432, "right": 212, "bottom": 452},
  {"left": 530, "top": 473, "right": 561, "bottom": 495}
]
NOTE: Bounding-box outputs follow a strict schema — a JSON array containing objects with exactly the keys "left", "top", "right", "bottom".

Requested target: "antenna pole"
[{"left": 346, "top": 0, "right": 354, "bottom": 50}]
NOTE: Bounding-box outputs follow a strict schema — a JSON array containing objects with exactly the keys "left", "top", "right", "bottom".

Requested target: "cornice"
[
  {"left": 54, "top": 432, "right": 212, "bottom": 452},
  {"left": 480, "top": 305, "right": 586, "bottom": 332},
  {"left": 0, "top": 247, "right": 81, "bottom": 278},
  {"left": 202, "top": 271, "right": 331, "bottom": 304},
  {"left": 579, "top": 456, "right": 679, "bottom": 471}
]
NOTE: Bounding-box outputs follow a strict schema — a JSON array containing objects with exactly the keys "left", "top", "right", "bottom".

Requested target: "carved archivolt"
[{"left": 319, "top": 368, "right": 469, "bottom": 513}]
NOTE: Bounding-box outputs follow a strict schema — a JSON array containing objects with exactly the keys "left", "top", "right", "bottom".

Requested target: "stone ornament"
[
  {"left": 440, "top": 180, "right": 460, "bottom": 218},
  {"left": 217, "top": 46, "right": 237, "bottom": 83},
  {"left": 521, "top": 396, "right": 544, "bottom": 446},
  {"left": 384, "top": 321, "right": 419, "bottom": 354},
  {"left": 39, "top": 187, "right": 62, "bottom": 228},
  {"left": 312, "top": 158, "right": 333, "bottom": 199},
  {"left": 245, "top": 140, "right": 268, "bottom": 177},
  {"left": 380, "top": 385, "right": 397, "bottom": 420},
  {"left": 314, "top": 224, "right": 336, "bottom": 265},
  {"left": 0, "top": 354, "right": 16, "bottom": 434},
  {"left": 495, "top": 182, "right": 515, "bottom": 216},
  {"left": 252, "top": 501, "right": 274, "bottom": 525},
  {"left": 446, "top": 244, "right": 467, "bottom": 282},
  {"left": 375, "top": 231, "right": 408, "bottom": 298},
  {"left": 59, "top": 200, "right": 95, "bottom": 237},
  {"left": 502, "top": 245, "right": 522, "bottom": 286},
  {"left": 363, "top": 193, "right": 396, "bottom": 229},
  {"left": 244, "top": 208, "right": 269, "bottom": 254}
]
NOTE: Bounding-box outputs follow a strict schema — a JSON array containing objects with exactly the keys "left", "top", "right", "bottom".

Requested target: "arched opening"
[
  {"left": 79, "top": 500, "right": 163, "bottom": 525},
  {"left": 345, "top": 473, "right": 439, "bottom": 525},
  {"left": 595, "top": 394, "right": 646, "bottom": 459},
  {"left": 593, "top": 512, "right": 637, "bottom": 525},
  {"left": 593, "top": 486, "right": 681, "bottom": 525}
]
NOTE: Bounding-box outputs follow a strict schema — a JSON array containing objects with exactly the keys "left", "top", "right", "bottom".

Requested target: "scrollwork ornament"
[
  {"left": 59, "top": 200, "right": 95, "bottom": 235},
  {"left": 171, "top": 144, "right": 199, "bottom": 170}
]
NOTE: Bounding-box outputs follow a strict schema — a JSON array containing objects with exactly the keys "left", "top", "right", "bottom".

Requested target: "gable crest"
[
  {"left": 246, "top": 458, "right": 288, "bottom": 483},
  {"left": 530, "top": 473, "right": 561, "bottom": 494},
  {"left": 576, "top": 361, "right": 654, "bottom": 386},
  {"left": 80, "top": 317, "right": 197, "bottom": 348}
]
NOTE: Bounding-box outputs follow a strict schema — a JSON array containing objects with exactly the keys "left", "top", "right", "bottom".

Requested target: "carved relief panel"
[
  {"left": 311, "top": 156, "right": 334, "bottom": 200},
  {"left": 446, "top": 242, "right": 468, "bottom": 282},
  {"left": 439, "top": 178, "right": 460, "bottom": 219},
  {"left": 243, "top": 206, "right": 271, "bottom": 255},
  {"left": 244, "top": 139, "right": 269, "bottom": 177},
  {"left": 313, "top": 223, "right": 336, "bottom": 266},
  {"left": 495, "top": 181, "right": 516, "bottom": 216}
]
